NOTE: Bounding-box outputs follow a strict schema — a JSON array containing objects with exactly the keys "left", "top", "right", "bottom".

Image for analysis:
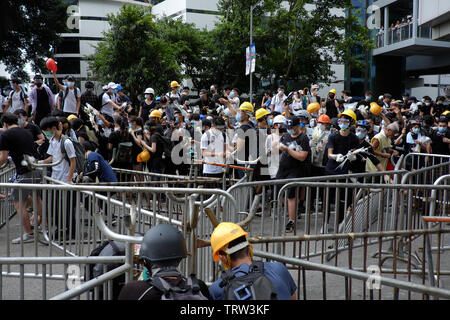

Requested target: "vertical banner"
[
  {"left": 250, "top": 43, "right": 256, "bottom": 73},
  {"left": 246, "top": 46, "right": 251, "bottom": 76}
]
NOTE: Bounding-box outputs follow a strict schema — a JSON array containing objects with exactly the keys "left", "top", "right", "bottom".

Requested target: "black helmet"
[{"left": 139, "top": 224, "right": 187, "bottom": 263}]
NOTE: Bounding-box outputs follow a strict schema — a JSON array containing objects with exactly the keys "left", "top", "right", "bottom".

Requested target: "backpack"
[
  {"left": 9, "top": 89, "right": 26, "bottom": 107},
  {"left": 60, "top": 87, "right": 80, "bottom": 109},
  {"left": 115, "top": 132, "right": 133, "bottom": 164},
  {"left": 60, "top": 135, "right": 86, "bottom": 174},
  {"left": 84, "top": 240, "right": 125, "bottom": 300},
  {"left": 219, "top": 261, "right": 278, "bottom": 300},
  {"left": 146, "top": 269, "right": 208, "bottom": 301},
  {"left": 156, "top": 132, "right": 174, "bottom": 161}
]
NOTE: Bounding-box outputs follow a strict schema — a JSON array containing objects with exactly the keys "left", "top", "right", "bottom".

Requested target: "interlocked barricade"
[
  {"left": 0, "top": 159, "right": 16, "bottom": 229},
  {"left": 0, "top": 152, "right": 449, "bottom": 300}
]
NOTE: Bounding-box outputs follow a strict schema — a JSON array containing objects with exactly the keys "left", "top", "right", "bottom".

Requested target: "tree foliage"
[{"left": 0, "top": 0, "right": 69, "bottom": 81}]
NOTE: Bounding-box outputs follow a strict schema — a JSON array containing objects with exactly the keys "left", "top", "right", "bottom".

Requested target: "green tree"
[
  {"left": 89, "top": 4, "right": 210, "bottom": 104},
  {"left": 210, "top": 0, "right": 374, "bottom": 94},
  {"left": 0, "top": 0, "right": 69, "bottom": 81}
]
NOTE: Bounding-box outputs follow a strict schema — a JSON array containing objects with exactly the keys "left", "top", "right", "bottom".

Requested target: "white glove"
[
  {"left": 347, "top": 153, "right": 357, "bottom": 162},
  {"left": 335, "top": 154, "right": 345, "bottom": 163}
]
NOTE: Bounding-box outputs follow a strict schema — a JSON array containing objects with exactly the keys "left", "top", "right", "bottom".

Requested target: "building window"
[
  {"left": 56, "top": 38, "right": 80, "bottom": 54},
  {"left": 56, "top": 57, "right": 81, "bottom": 75}
]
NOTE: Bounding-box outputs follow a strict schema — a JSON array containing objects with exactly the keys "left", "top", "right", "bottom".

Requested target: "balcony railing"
[{"left": 375, "top": 23, "right": 432, "bottom": 48}]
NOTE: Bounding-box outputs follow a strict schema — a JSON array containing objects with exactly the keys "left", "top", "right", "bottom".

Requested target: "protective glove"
[
  {"left": 335, "top": 154, "right": 345, "bottom": 163},
  {"left": 347, "top": 153, "right": 357, "bottom": 162}
]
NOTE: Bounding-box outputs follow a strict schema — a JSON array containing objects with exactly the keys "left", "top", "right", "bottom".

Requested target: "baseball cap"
[
  {"left": 285, "top": 116, "right": 300, "bottom": 128},
  {"left": 107, "top": 82, "right": 117, "bottom": 90}
]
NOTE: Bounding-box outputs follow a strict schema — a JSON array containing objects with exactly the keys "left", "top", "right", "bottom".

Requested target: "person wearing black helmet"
[{"left": 118, "top": 224, "right": 211, "bottom": 300}]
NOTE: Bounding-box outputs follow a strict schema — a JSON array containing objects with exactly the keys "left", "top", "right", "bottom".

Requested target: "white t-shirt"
[
  {"left": 61, "top": 87, "right": 81, "bottom": 114},
  {"left": 101, "top": 92, "right": 118, "bottom": 116},
  {"left": 271, "top": 94, "right": 287, "bottom": 113},
  {"left": 8, "top": 90, "right": 27, "bottom": 113},
  {"left": 201, "top": 129, "right": 229, "bottom": 174},
  {"left": 47, "top": 137, "right": 76, "bottom": 182}
]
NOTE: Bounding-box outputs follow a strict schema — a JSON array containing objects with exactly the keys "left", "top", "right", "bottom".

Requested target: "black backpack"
[
  {"left": 60, "top": 135, "right": 86, "bottom": 175},
  {"left": 84, "top": 240, "right": 125, "bottom": 300},
  {"left": 156, "top": 132, "right": 174, "bottom": 161},
  {"left": 219, "top": 261, "right": 278, "bottom": 300},
  {"left": 115, "top": 132, "right": 133, "bottom": 164},
  {"left": 146, "top": 269, "right": 208, "bottom": 301}
]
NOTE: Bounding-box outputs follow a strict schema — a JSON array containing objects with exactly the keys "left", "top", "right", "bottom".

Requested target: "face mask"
[
  {"left": 63, "top": 81, "right": 68, "bottom": 87},
  {"left": 438, "top": 127, "right": 447, "bottom": 133},
  {"left": 339, "top": 124, "right": 349, "bottom": 131},
  {"left": 229, "top": 92, "right": 235, "bottom": 99},
  {"left": 236, "top": 113, "right": 242, "bottom": 122},
  {"left": 175, "top": 118, "right": 180, "bottom": 124},
  {"left": 309, "top": 120, "right": 315, "bottom": 128},
  {"left": 67, "top": 82, "right": 75, "bottom": 87},
  {"left": 366, "top": 96, "right": 371, "bottom": 100},
  {"left": 412, "top": 128, "right": 420, "bottom": 134},
  {"left": 98, "top": 120, "right": 104, "bottom": 126},
  {"left": 267, "top": 119, "right": 273, "bottom": 126},
  {"left": 356, "top": 131, "right": 366, "bottom": 140},
  {"left": 44, "top": 131, "right": 54, "bottom": 139},
  {"left": 145, "top": 94, "right": 150, "bottom": 99},
  {"left": 287, "top": 129, "right": 295, "bottom": 135},
  {"left": 18, "top": 118, "right": 24, "bottom": 126},
  {"left": 425, "top": 103, "right": 430, "bottom": 106},
  {"left": 319, "top": 124, "right": 326, "bottom": 131},
  {"left": 114, "top": 127, "right": 120, "bottom": 132}
]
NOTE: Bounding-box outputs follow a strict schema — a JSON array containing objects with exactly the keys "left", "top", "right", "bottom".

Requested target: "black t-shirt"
[
  {"left": 236, "top": 122, "right": 257, "bottom": 162},
  {"left": 325, "top": 100, "right": 339, "bottom": 119},
  {"left": 140, "top": 100, "right": 156, "bottom": 122},
  {"left": 36, "top": 87, "right": 51, "bottom": 114},
  {"left": 277, "top": 132, "right": 311, "bottom": 177},
  {"left": 419, "top": 103, "right": 433, "bottom": 116},
  {"left": 118, "top": 276, "right": 211, "bottom": 300},
  {"left": 0, "top": 127, "right": 36, "bottom": 175},
  {"left": 325, "top": 131, "right": 360, "bottom": 175},
  {"left": 350, "top": 139, "right": 380, "bottom": 173},
  {"left": 431, "top": 129, "right": 450, "bottom": 155},
  {"left": 149, "top": 133, "right": 166, "bottom": 169}
]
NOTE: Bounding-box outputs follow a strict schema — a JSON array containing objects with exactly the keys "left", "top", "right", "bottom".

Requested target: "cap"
[
  {"left": 107, "top": 82, "right": 117, "bottom": 90},
  {"left": 286, "top": 116, "right": 300, "bottom": 128}
]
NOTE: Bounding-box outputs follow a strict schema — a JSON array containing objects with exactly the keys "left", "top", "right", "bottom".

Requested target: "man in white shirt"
[
  {"left": 270, "top": 86, "right": 287, "bottom": 114},
  {"left": 52, "top": 72, "right": 81, "bottom": 117},
  {"left": 201, "top": 117, "right": 230, "bottom": 179},
  {"left": 4, "top": 78, "right": 29, "bottom": 114},
  {"left": 39, "top": 116, "right": 78, "bottom": 239},
  {"left": 101, "top": 82, "right": 122, "bottom": 117}
]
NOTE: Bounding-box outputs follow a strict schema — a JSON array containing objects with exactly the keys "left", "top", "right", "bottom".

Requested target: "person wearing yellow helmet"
[
  {"left": 325, "top": 88, "right": 340, "bottom": 119},
  {"left": 324, "top": 107, "right": 360, "bottom": 226},
  {"left": 166, "top": 81, "right": 181, "bottom": 103},
  {"left": 233, "top": 102, "right": 257, "bottom": 178},
  {"left": 209, "top": 222, "right": 297, "bottom": 300}
]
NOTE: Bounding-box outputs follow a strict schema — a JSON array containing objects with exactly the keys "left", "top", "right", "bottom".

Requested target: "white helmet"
[
  {"left": 144, "top": 87, "right": 154, "bottom": 95},
  {"left": 273, "top": 115, "right": 286, "bottom": 124}
]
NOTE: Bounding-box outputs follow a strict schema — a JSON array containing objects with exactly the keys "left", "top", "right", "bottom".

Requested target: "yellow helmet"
[
  {"left": 329, "top": 89, "right": 337, "bottom": 95},
  {"left": 370, "top": 102, "right": 382, "bottom": 115},
  {"left": 338, "top": 109, "right": 357, "bottom": 123},
  {"left": 149, "top": 109, "right": 162, "bottom": 119},
  {"left": 67, "top": 114, "right": 78, "bottom": 121},
  {"left": 255, "top": 108, "right": 270, "bottom": 120},
  {"left": 170, "top": 81, "right": 180, "bottom": 88},
  {"left": 238, "top": 101, "right": 254, "bottom": 113},
  {"left": 442, "top": 110, "right": 450, "bottom": 116},
  {"left": 307, "top": 102, "right": 320, "bottom": 114},
  {"left": 211, "top": 222, "right": 248, "bottom": 262},
  {"left": 137, "top": 149, "right": 150, "bottom": 163}
]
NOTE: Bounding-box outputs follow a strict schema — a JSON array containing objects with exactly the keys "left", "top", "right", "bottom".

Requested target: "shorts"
[
  {"left": 12, "top": 171, "right": 42, "bottom": 202},
  {"left": 275, "top": 170, "right": 301, "bottom": 199}
]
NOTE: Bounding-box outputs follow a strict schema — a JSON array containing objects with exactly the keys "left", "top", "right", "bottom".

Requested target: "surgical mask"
[
  {"left": 309, "top": 120, "right": 315, "bottom": 128},
  {"left": 339, "top": 123, "right": 349, "bottom": 131},
  {"left": 287, "top": 129, "right": 295, "bottom": 135},
  {"left": 145, "top": 94, "right": 150, "bottom": 99},
  {"left": 67, "top": 82, "right": 74, "bottom": 87},
  {"left": 356, "top": 131, "right": 366, "bottom": 140},
  {"left": 425, "top": 103, "right": 430, "bottom": 106},
  {"left": 229, "top": 92, "right": 235, "bottom": 99},
  {"left": 18, "top": 118, "right": 24, "bottom": 126},
  {"left": 63, "top": 81, "right": 68, "bottom": 87},
  {"left": 267, "top": 119, "right": 273, "bottom": 126},
  {"left": 412, "top": 128, "right": 420, "bottom": 134},
  {"left": 175, "top": 118, "right": 180, "bottom": 124},
  {"left": 98, "top": 120, "right": 104, "bottom": 126},
  {"left": 129, "top": 125, "right": 135, "bottom": 130},
  {"left": 438, "top": 127, "right": 447, "bottom": 133},
  {"left": 44, "top": 131, "right": 54, "bottom": 139},
  {"left": 319, "top": 124, "right": 326, "bottom": 131},
  {"left": 236, "top": 113, "right": 242, "bottom": 122}
]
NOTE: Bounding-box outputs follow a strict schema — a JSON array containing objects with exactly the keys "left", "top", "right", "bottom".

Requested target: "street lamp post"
[{"left": 250, "top": 4, "right": 255, "bottom": 104}]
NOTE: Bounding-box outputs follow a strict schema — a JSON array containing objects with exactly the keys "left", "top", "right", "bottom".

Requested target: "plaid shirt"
[{"left": 81, "top": 90, "right": 98, "bottom": 107}]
